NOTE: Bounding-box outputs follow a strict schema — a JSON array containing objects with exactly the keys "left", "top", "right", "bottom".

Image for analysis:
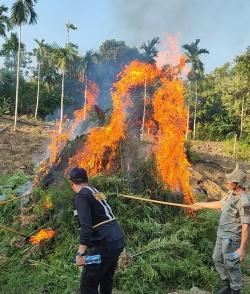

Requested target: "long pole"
[
  {"left": 35, "top": 62, "right": 41, "bottom": 119},
  {"left": 233, "top": 134, "right": 237, "bottom": 157},
  {"left": 59, "top": 70, "right": 65, "bottom": 134},
  {"left": 240, "top": 96, "right": 245, "bottom": 138},
  {"left": 0, "top": 193, "right": 32, "bottom": 206},
  {"left": 0, "top": 224, "right": 27, "bottom": 237},
  {"left": 83, "top": 74, "right": 88, "bottom": 120},
  {"left": 192, "top": 79, "right": 198, "bottom": 140},
  {"left": 118, "top": 194, "right": 193, "bottom": 208},
  {"left": 140, "top": 79, "right": 147, "bottom": 141},
  {"left": 14, "top": 25, "right": 22, "bottom": 131}
]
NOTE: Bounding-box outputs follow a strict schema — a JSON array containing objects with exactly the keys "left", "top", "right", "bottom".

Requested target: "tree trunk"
[
  {"left": 67, "top": 28, "right": 70, "bottom": 44},
  {"left": 140, "top": 79, "right": 147, "bottom": 141},
  {"left": 59, "top": 70, "right": 65, "bottom": 134},
  {"left": 83, "top": 74, "right": 88, "bottom": 120},
  {"left": 186, "top": 104, "right": 190, "bottom": 140},
  {"left": 14, "top": 25, "right": 21, "bottom": 131},
  {"left": 192, "top": 80, "right": 198, "bottom": 140},
  {"left": 239, "top": 96, "right": 245, "bottom": 138},
  {"left": 35, "top": 62, "right": 41, "bottom": 119}
]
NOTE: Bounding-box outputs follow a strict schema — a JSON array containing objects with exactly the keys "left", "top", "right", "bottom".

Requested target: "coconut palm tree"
[
  {"left": 183, "top": 39, "right": 209, "bottom": 139},
  {"left": 34, "top": 39, "right": 47, "bottom": 119},
  {"left": 11, "top": 0, "right": 38, "bottom": 131},
  {"left": 65, "top": 22, "right": 77, "bottom": 44},
  {"left": 52, "top": 43, "right": 77, "bottom": 134},
  {"left": 140, "top": 37, "right": 160, "bottom": 64},
  {"left": 0, "top": 5, "right": 11, "bottom": 37},
  {"left": 0, "top": 33, "right": 25, "bottom": 71}
]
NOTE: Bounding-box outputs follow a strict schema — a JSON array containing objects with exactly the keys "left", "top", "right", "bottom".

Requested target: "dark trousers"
[{"left": 80, "top": 248, "right": 122, "bottom": 294}]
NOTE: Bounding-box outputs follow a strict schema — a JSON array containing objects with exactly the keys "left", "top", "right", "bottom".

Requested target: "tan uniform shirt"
[{"left": 217, "top": 191, "right": 250, "bottom": 240}]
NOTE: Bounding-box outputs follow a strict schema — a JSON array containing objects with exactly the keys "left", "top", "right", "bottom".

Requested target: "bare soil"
[{"left": 0, "top": 121, "right": 49, "bottom": 174}]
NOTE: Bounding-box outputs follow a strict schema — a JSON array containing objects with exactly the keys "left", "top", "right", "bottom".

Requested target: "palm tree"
[
  {"left": 183, "top": 39, "right": 209, "bottom": 139},
  {"left": 0, "top": 33, "right": 25, "bottom": 71},
  {"left": 140, "top": 37, "right": 160, "bottom": 64},
  {"left": 52, "top": 43, "right": 77, "bottom": 134},
  {"left": 65, "top": 22, "right": 77, "bottom": 44},
  {"left": 0, "top": 5, "right": 11, "bottom": 37},
  {"left": 11, "top": 0, "right": 38, "bottom": 131},
  {"left": 34, "top": 39, "right": 47, "bottom": 119},
  {"left": 83, "top": 50, "right": 94, "bottom": 120}
]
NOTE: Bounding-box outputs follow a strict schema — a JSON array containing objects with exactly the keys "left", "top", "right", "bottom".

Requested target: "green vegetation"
[{"left": 0, "top": 172, "right": 223, "bottom": 294}]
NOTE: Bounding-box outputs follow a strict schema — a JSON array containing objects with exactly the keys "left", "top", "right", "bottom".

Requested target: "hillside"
[{"left": 0, "top": 122, "right": 250, "bottom": 294}]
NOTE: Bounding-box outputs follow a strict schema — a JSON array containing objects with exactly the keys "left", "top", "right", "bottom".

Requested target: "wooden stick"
[
  {"left": 118, "top": 194, "right": 193, "bottom": 208},
  {"left": 0, "top": 193, "right": 32, "bottom": 206},
  {"left": 0, "top": 224, "right": 27, "bottom": 237},
  {"left": 0, "top": 123, "right": 11, "bottom": 133},
  {"left": 0, "top": 115, "right": 53, "bottom": 128},
  {"left": 26, "top": 223, "right": 47, "bottom": 238}
]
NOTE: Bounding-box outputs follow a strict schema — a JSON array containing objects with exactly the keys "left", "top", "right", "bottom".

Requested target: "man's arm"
[
  {"left": 75, "top": 194, "right": 92, "bottom": 265},
  {"left": 193, "top": 201, "right": 221, "bottom": 210},
  {"left": 236, "top": 224, "right": 249, "bottom": 261},
  {"left": 237, "top": 202, "right": 250, "bottom": 261}
]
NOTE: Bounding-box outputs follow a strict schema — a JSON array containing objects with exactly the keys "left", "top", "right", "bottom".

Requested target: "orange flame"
[
  {"left": 153, "top": 76, "right": 193, "bottom": 204},
  {"left": 47, "top": 123, "right": 69, "bottom": 168},
  {"left": 156, "top": 34, "right": 189, "bottom": 77},
  {"left": 68, "top": 61, "right": 159, "bottom": 175},
  {"left": 67, "top": 59, "right": 193, "bottom": 205},
  {"left": 71, "top": 80, "right": 100, "bottom": 132},
  {"left": 30, "top": 229, "right": 56, "bottom": 245}
]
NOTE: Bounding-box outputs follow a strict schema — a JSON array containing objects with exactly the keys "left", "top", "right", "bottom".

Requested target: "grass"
[{"left": 0, "top": 173, "right": 249, "bottom": 293}]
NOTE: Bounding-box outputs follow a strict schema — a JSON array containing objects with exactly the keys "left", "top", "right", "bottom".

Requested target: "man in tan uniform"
[{"left": 193, "top": 166, "right": 250, "bottom": 294}]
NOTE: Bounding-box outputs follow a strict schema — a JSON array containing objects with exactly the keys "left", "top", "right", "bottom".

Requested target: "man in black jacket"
[{"left": 69, "top": 167, "right": 124, "bottom": 294}]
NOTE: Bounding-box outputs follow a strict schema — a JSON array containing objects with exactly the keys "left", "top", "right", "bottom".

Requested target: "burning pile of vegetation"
[
  {"left": 5, "top": 37, "right": 250, "bottom": 294},
  {"left": 0, "top": 170, "right": 223, "bottom": 293},
  {"left": 37, "top": 45, "right": 193, "bottom": 207}
]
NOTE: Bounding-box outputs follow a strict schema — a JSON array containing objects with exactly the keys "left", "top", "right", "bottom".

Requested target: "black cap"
[{"left": 69, "top": 167, "right": 88, "bottom": 183}]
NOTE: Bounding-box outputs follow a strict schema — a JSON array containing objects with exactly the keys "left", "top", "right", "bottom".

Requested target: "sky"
[{"left": 1, "top": 0, "right": 250, "bottom": 72}]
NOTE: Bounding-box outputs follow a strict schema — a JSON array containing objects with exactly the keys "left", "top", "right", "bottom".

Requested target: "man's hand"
[
  {"left": 236, "top": 247, "right": 246, "bottom": 261},
  {"left": 76, "top": 255, "right": 85, "bottom": 267}
]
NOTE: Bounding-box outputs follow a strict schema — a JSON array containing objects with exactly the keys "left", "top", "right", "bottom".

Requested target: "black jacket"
[{"left": 74, "top": 186, "right": 124, "bottom": 247}]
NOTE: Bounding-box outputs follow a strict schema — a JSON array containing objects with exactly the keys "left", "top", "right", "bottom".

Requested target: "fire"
[
  {"left": 35, "top": 38, "right": 193, "bottom": 207},
  {"left": 71, "top": 80, "right": 100, "bottom": 132},
  {"left": 32, "top": 123, "right": 69, "bottom": 187},
  {"left": 156, "top": 34, "right": 189, "bottom": 77},
  {"left": 48, "top": 123, "right": 69, "bottom": 168},
  {"left": 34, "top": 79, "right": 99, "bottom": 186},
  {"left": 68, "top": 89, "right": 125, "bottom": 175},
  {"left": 30, "top": 229, "right": 56, "bottom": 245},
  {"left": 153, "top": 76, "right": 193, "bottom": 204},
  {"left": 68, "top": 61, "right": 159, "bottom": 175},
  {"left": 67, "top": 59, "right": 193, "bottom": 205}
]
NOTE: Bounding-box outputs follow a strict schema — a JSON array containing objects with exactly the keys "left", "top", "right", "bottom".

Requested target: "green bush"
[{"left": 0, "top": 173, "right": 225, "bottom": 293}]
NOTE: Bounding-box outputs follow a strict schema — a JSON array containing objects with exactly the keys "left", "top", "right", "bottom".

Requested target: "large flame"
[
  {"left": 156, "top": 34, "right": 189, "bottom": 77},
  {"left": 153, "top": 77, "right": 193, "bottom": 204},
  {"left": 47, "top": 123, "right": 69, "bottom": 168},
  {"left": 68, "top": 61, "right": 159, "bottom": 175},
  {"left": 67, "top": 59, "right": 193, "bottom": 204},
  {"left": 71, "top": 80, "right": 100, "bottom": 132},
  {"left": 30, "top": 229, "right": 56, "bottom": 245}
]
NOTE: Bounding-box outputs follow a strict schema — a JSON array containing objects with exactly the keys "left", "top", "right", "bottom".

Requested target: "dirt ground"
[
  {"left": 190, "top": 140, "right": 250, "bottom": 200},
  {"left": 0, "top": 120, "right": 49, "bottom": 174}
]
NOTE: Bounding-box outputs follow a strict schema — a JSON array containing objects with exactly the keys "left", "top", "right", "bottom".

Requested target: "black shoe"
[
  {"left": 217, "top": 279, "right": 231, "bottom": 294},
  {"left": 231, "top": 290, "right": 241, "bottom": 294}
]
